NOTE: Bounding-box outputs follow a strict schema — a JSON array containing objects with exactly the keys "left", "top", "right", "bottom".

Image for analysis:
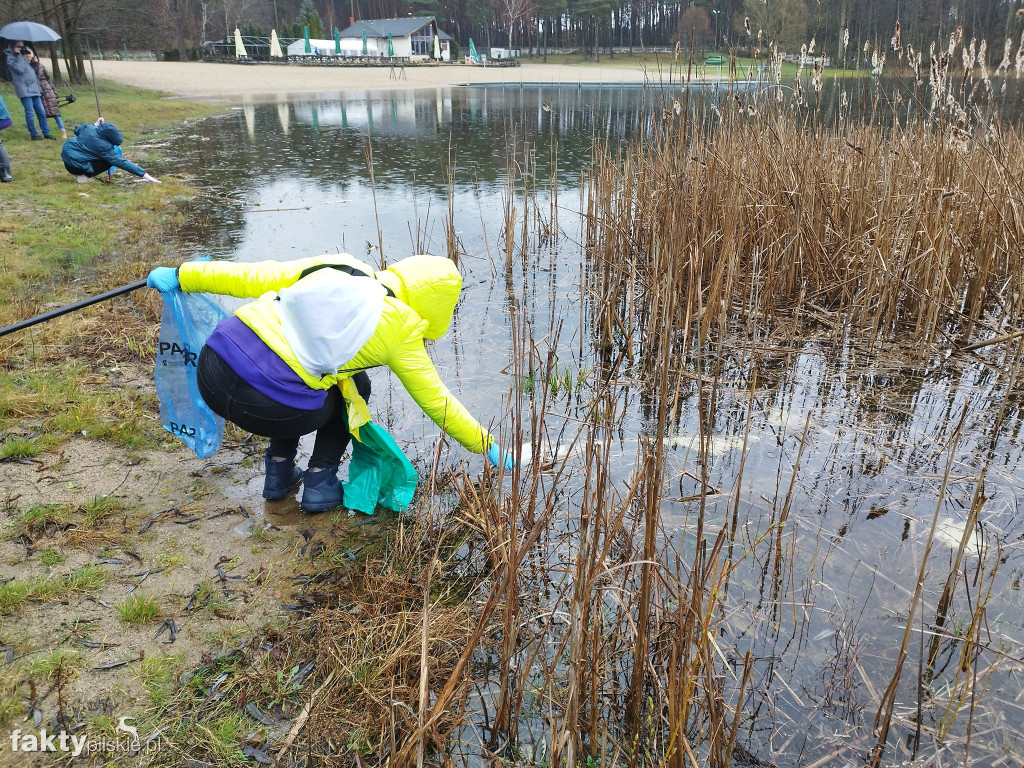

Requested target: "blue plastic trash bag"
[
  {"left": 343, "top": 422, "right": 418, "bottom": 514},
  {"left": 154, "top": 289, "right": 228, "bottom": 458}
]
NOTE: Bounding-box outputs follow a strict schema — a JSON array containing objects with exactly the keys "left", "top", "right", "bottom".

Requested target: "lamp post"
[{"left": 711, "top": 9, "right": 719, "bottom": 51}]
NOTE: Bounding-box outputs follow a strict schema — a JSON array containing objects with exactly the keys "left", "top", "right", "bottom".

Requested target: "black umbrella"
[
  {"left": 0, "top": 21, "right": 61, "bottom": 42},
  {"left": 1, "top": 21, "right": 100, "bottom": 117}
]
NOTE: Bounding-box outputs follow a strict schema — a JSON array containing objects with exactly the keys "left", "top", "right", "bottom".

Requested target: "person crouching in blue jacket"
[{"left": 60, "top": 117, "right": 161, "bottom": 184}]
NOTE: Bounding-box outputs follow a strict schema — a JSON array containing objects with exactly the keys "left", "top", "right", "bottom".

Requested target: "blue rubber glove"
[
  {"left": 146, "top": 266, "right": 179, "bottom": 293},
  {"left": 486, "top": 443, "right": 515, "bottom": 471}
]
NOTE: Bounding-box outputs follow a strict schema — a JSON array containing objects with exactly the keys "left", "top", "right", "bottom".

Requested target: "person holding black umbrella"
[{"left": 5, "top": 40, "right": 53, "bottom": 140}]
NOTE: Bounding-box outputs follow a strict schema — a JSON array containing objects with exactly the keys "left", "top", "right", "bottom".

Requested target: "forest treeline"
[{"left": 0, "top": 0, "right": 1021, "bottom": 80}]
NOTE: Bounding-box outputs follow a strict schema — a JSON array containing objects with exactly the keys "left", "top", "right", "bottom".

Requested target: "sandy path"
[{"left": 91, "top": 59, "right": 657, "bottom": 102}]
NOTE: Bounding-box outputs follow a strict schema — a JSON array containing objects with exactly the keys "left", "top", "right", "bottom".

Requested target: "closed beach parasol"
[
  {"left": 234, "top": 28, "right": 248, "bottom": 58},
  {"left": 433, "top": 34, "right": 440, "bottom": 61},
  {"left": 469, "top": 38, "right": 480, "bottom": 62},
  {"left": 0, "top": 20, "right": 61, "bottom": 42},
  {"left": 303, "top": 26, "right": 311, "bottom": 53},
  {"left": 361, "top": 30, "right": 367, "bottom": 55},
  {"left": 387, "top": 32, "right": 394, "bottom": 57},
  {"left": 269, "top": 29, "right": 283, "bottom": 58},
  {"left": 334, "top": 28, "right": 341, "bottom": 54}
]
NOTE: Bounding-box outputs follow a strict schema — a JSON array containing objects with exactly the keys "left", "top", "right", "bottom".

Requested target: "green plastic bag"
[{"left": 343, "top": 422, "right": 418, "bottom": 515}]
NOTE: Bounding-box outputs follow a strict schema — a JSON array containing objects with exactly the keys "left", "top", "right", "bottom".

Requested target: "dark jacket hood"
[{"left": 96, "top": 123, "right": 124, "bottom": 145}]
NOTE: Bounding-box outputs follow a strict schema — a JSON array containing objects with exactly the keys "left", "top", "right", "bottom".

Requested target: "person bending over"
[
  {"left": 60, "top": 117, "right": 160, "bottom": 184},
  {"left": 147, "top": 254, "right": 514, "bottom": 513}
]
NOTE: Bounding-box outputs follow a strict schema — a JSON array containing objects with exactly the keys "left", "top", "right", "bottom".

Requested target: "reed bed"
[
  {"left": 584, "top": 88, "right": 1024, "bottom": 376},
  {"left": 565, "top": 27, "right": 1024, "bottom": 767}
]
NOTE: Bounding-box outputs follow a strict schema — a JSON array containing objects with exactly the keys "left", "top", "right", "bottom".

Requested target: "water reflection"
[
  {"left": 277, "top": 100, "right": 289, "bottom": 135},
  {"left": 171, "top": 84, "right": 1024, "bottom": 766},
  {"left": 242, "top": 100, "right": 255, "bottom": 140}
]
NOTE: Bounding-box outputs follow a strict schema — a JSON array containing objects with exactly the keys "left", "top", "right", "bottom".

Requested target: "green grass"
[
  {"left": 80, "top": 496, "right": 124, "bottom": 527},
  {"left": 37, "top": 547, "right": 65, "bottom": 567},
  {"left": 137, "top": 653, "right": 183, "bottom": 707},
  {"left": 196, "top": 711, "right": 248, "bottom": 764},
  {"left": 535, "top": 51, "right": 869, "bottom": 81},
  {"left": 13, "top": 497, "right": 132, "bottom": 541},
  {"left": 0, "top": 343, "right": 165, "bottom": 455},
  {"left": 139, "top": 652, "right": 253, "bottom": 766},
  {"left": 0, "top": 647, "right": 83, "bottom": 725},
  {"left": 20, "top": 502, "right": 75, "bottom": 534},
  {"left": 63, "top": 564, "right": 109, "bottom": 591},
  {"left": 0, "top": 78, "right": 218, "bottom": 456},
  {"left": 20, "top": 647, "right": 83, "bottom": 683},
  {"left": 117, "top": 593, "right": 161, "bottom": 625},
  {"left": 0, "top": 687, "right": 19, "bottom": 728},
  {"left": 153, "top": 551, "right": 191, "bottom": 571},
  {"left": 0, "top": 78, "right": 215, "bottom": 303},
  {"left": 0, "top": 564, "right": 110, "bottom": 613},
  {"left": 0, "top": 434, "right": 62, "bottom": 459}
]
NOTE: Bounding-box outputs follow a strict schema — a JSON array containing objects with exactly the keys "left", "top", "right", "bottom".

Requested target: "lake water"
[{"left": 170, "top": 84, "right": 1024, "bottom": 766}]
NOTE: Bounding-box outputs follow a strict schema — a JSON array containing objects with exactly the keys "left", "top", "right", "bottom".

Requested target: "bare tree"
[{"left": 494, "top": 0, "right": 530, "bottom": 49}]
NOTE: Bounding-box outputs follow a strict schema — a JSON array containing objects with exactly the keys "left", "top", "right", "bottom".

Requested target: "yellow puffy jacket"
[{"left": 178, "top": 253, "right": 493, "bottom": 454}]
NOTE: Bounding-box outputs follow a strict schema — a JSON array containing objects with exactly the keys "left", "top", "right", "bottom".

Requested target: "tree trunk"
[
  {"left": 837, "top": 0, "right": 848, "bottom": 69},
  {"left": 609, "top": 7, "right": 615, "bottom": 58},
  {"left": 59, "top": 0, "right": 87, "bottom": 84},
  {"left": 542, "top": 14, "right": 547, "bottom": 62},
  {"left": 37, "top": 0, "right": 62, "bottom": 82},
  {"left": 47, "top": 42, "right": 61, "bottom": 83},
  {"left": 629, "top": 1, "right": 635, "bottom": 53},
  {"left": 174, "top": 0, "right": 189, "bottom": 61}
]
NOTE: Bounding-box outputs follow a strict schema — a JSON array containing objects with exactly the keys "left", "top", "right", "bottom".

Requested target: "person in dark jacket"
[
  {"left": 25, "top": 48, "right": 66, "bottom": 139},
  {"left": 5, "top": 41, "right": 52, "bottom": 140},
  {"left": 60, "top": 117, "right": 161, "bottom": 184},
  {"left": 0, "top": 94, "right": 13, "bottom": 182}
]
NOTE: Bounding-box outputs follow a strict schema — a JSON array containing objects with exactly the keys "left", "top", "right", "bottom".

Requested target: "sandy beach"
[{"left": 90, "top": 59, "right": 660, "bottom": 102}]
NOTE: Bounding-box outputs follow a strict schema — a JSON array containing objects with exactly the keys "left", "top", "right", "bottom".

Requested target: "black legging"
[
  {"left": 64, "top": 160, "right": 112, "bottom": 178},
  {"left": 196, "top": 345, "right": 371, "bottom": 469}
]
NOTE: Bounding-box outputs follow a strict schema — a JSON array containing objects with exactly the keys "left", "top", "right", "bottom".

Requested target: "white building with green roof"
[{"left": 337, "top": 17, "right": 452, "bottom": 61}]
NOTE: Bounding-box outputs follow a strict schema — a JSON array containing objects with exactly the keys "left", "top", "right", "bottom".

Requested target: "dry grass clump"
[
  {"left": 137, "top": 508, "right": 481, "bottom": 766},
  {"left": 289, "top": 528, "right": 478, "bottom": 761}
]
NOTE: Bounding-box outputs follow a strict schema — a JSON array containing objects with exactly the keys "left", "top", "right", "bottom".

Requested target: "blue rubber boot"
[
  {"left": 300, "top": 467, "right": 344, "bottom": 513},
  {"left": 262, "top": 455, "right": 303, "bottom": 500}
]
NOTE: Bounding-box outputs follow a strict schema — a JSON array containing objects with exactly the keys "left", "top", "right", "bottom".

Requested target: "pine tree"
[{"left": 297, "top": 0, "right": 324, "bottom": 39}]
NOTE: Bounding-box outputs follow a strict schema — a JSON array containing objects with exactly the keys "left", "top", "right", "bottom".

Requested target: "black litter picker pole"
[{"left": 0, "top": 279, "right": 147, "bottom": 338}]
